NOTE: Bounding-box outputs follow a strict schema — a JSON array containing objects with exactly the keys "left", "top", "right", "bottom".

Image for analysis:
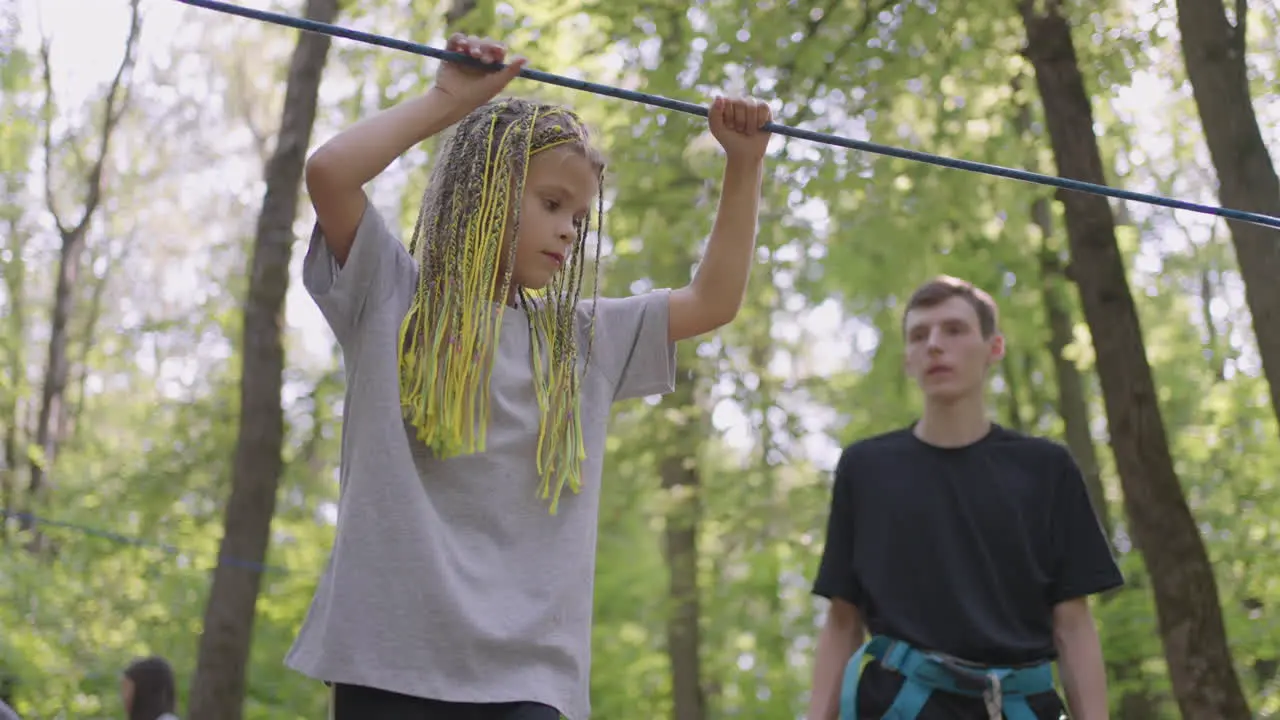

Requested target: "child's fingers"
[
  {"left": 472, "top": 37, "right": 504, "bottom": 64},
  {"left": 499, "top": 56, "right": 528, "bottom": 81},
  {"left": 444, "top": 34, "right": 508, "bottom": 65},
  {"left": 447, "top": 34, "right": 482, "bottom": 62},
  {"left": 755, "top": 100, "right": 772, "bottom": 130},
  {"left": 732, "top": 98, "right": 748, "bottom": 133}
]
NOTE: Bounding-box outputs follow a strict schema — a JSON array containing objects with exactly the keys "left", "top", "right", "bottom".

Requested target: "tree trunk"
[
  {"left": 999, "top": 353, "right": 1027, "bottom": 432},
  {"left": 186, "top": 1, "right": 339, "bottom": 717},
  {"left": 1037, "top": 249, "right": 1109, "bottom": 538},
  {"left": 31, "top": 231, "right": 84, "bottom": 474},
  {"left": 640, "top": 6, "right": 708, "bottom": 717},
  {"left": 24, "top": 0, "right": 140, "bottom": 531},
  {"left": 1037, "top": 214, "right": 1170, "bottom": 720},
  {"left": 1198, "top": 269, "right": 1226, "bottom": 382},
  {"left": 747, "top": 313, "right": 791, "bottom": 689},
  {"left": 660, "top": 377, "right": 707, "bottom": 720},
  {"left": 444, "top": 0, "right": 490, "bottom": 34},
  {"left": 1012, "top": 81, "right": 1110, "bottom": 537},
  {"left": 1018, "top": 3, "right": 1251, "bottom": 718},
  {"left": 1018, "top": 83, "right": 1165, "bottom": 713},
  {"left": 62, "top": 249, "right": 115, "bottom": 445},
  {"left": 1, "top": 204, "right": 26, "bottom": 545},
  {"left": 1175, "top": 0, "right": 1280, "bottom": 428}
]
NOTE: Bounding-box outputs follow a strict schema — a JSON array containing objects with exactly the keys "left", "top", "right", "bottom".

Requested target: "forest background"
[{"left": 2, "top": 0, "right": 1279, "bottom": 717}]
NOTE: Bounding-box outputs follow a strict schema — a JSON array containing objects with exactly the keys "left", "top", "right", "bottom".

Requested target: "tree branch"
[
  {"left": 71, "top": 0, "right": 143, "bottom": 239},
  {"left": 39, "top": 37, "right": 66, "bottom": 236},
  {"left": 1232, "top": 0, "right": 1247, "bottom": 50}
]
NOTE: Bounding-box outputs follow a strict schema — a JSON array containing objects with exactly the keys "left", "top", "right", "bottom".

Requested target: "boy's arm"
[
  {"left": 1053, "top": 598, "right": 1110, "bottom": 720},
  {"left": 808, "top": 449, "right": 862, "bottom": 720},
  {"left": 306, "top": 35, "right": 526, "bottom": 265},
  {"left": 668, "top": 96, "right": 773, "bottom": 343},
  {"left": 807, "top": 599, "right": 864, "bottom": 720},
  {"left": 1046, "top": 451, "right": 1122, "bottom": 720}
]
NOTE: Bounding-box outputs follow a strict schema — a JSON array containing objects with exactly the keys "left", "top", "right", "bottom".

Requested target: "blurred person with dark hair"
[
  {"left": 0, "top": 675, "right": 18, "bottom": 720},
  {"left": 121, "top": 656, "right": 179, "bottom": 720}
]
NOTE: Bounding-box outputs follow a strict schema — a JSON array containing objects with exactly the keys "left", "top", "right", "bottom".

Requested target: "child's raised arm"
[
  {"left": 305, "top": 35, "right": 527, "bottom": 265},
  {"left": 667, "top": 96, "right": 773, "bottom": 343}
]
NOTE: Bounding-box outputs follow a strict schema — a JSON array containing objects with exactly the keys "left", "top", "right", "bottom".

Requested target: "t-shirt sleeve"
[
  {"left": 1047, "top": 450, "right": 1125, "bottom": 604},
  {"left": 813, "top": 446, "right": 862, "bottom": 605},
  {"left": 301, "top": 199, "right": 413, "bottom": 346},
  {"left": 588, "top": 290, "right": 677, "bottom": 402}
]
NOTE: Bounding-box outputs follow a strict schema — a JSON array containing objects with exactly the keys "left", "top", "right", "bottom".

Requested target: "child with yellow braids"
[{"left": 285, "top": 34, "right": 772, "bottom": 720}]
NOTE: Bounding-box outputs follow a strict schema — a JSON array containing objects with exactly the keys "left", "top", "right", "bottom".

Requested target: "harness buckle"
[
  {"left": 929, "top": 656, "right": 1005, "bottom": 720},
  {"left": 931, "top": 654, "right": 997, "bottom": 694},
  {"left": 983, "top": 672, "right": 1003, "bottom": 720}
]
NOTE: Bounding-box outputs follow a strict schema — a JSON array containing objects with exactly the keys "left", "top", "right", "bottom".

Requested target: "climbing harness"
[{"left": 839, "top": 635, "right": 1055, "bottom": 720}]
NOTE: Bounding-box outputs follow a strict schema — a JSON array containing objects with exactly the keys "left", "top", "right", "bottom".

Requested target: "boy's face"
[
  {"left": 504, "top": 144, "right": 600, "bottom": 293},
  {"left": 903, "top": 296, "right": 1004, "bottom": 403}
]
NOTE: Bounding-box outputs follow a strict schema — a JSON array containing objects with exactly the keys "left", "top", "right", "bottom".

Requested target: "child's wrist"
[
  {"left": 422, "top": 86, "right": 468, "bottom": 115},
  {"left": 724, "top": 152, "right": 766, "bottom": 173},
  {"left": 405, "top": 88, "right": 475, "bottom": 137}
]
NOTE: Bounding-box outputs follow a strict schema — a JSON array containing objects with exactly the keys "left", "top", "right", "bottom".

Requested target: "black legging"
[{"left": 332, "top": 683, "right": 561, "bottom": 720}]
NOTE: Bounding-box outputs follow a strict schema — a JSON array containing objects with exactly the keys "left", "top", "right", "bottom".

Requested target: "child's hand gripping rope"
[
  {"left": 709, "top": 95, "right": 774, "bottom": 162},
  {"left": 430, "top": 34, "right": 528, "bottom": 116}
]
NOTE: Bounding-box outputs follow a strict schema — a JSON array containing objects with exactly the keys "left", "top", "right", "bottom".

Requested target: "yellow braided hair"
[{"left": 398, "top": 97, "right": 604, "bottom": 514}]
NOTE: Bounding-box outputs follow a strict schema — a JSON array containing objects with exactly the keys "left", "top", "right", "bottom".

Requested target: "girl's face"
[
  {"left": 502, "top": 144, "right": 600, "bottom": 297},
  {"left": 120, "top": 676, "right": 135, "bottom": 714}
]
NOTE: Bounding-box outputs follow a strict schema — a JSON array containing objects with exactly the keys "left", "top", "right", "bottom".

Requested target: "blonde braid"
[{"left": 399, "top": 98, "right": 604, "bottom": 514}]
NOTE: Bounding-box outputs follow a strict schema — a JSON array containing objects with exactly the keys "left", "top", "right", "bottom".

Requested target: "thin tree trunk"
[
  {"left": 747, "top": 318, "right": 792, "bottom": 690},
  {"left": 643, "top": 7, "right": 708, "bottom": 718},
  {"left": 1036, "top": 213, "right": 1167, "bottom": 719},
  {"left": 1, "top": 211, "right": 26, "bottom": 544},
  {"left": 659, "top": 384, "right": 706, "bottom": 720},
  {"left": 24, "top": 0, "right": 140, "bottom": 531},
  {"left": 1175, "top": 0, "right": 1280, "bottom": 429},
  {"left": 1019, "top": 353, "right": 1048, "bottom": 427},
  {"left": 1018, "top": 3, "right": 1251, "bottom": 718},
  {"left": 1011, "top": 81, "right": 1110, "bottom": 536},
  {"left": 1000, "top": 353, "right": 1027, "bottom": 432},
  {"left": 1037, "top": 249, "right": 1109, "bottom": 537},
  {"left": 1017, "top": 86, "right": 1164, "bottom": 714},
  {"left": 187, "top": 1, "right": 339, "bottom": 717},
  {"left": 63, "top": 248, "right": 116, "bottom": 444}
]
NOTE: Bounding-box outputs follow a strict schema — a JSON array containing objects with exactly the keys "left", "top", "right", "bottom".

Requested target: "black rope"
[
  {"left": 174, "top": 0, "right": 1280, "bottom": 231},
  {"left": 1, "top": 509, "right": 290, "bottom": 574}
]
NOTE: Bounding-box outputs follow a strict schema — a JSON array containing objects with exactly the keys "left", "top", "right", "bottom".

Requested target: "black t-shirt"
[{"left": 813, "top": 424, "right": 1124, "bottom": 718}]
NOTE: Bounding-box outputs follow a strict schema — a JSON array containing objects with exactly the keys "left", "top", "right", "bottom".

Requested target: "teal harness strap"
[{"left": 839, "top": 635, "right": 1055, "bottom": 720}]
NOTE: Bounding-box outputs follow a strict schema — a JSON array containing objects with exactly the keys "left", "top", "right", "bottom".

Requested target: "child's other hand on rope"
[
  {"left": 431, "top": 35, "right": 528, "bottom": 114},
  {"left": 709, "top": 96, "right": 773, "bottom": 162},
  {"left": 305, "top": 35, "right": 525, "bottom": 265}
]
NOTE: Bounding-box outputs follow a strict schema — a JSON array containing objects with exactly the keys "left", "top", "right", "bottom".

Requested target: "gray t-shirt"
[{"left": 285, "top": 201, "right": 676, "bottom": 719}]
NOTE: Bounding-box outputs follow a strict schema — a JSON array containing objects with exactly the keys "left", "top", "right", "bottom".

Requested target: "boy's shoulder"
[
  {"left": 836, "top": 424, "right": 1074, "bottom": 465},
  {"left": 831, "top": 427, "right": 915, "bottom": 479},
  {"left": 983, "top": 424, "right": 1076, "bottom": 465},
  {"left": 839, "top": 426, "right": 916, "bottom": 457}
]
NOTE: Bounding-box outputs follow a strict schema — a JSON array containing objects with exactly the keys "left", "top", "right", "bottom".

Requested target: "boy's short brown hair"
[{"left": 903, "top": 275, "right": 1000, "bottom": 339}]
